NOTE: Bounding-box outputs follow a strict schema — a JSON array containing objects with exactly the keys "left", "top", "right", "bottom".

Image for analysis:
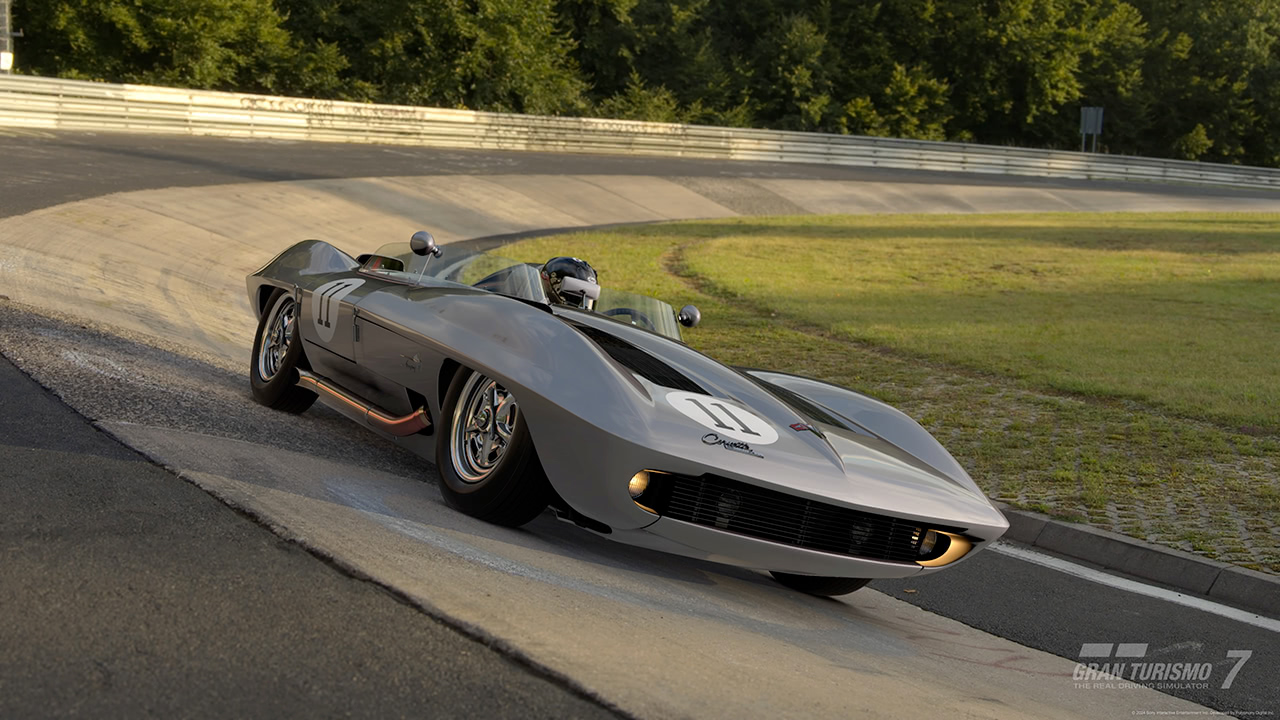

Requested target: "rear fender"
[{"left": 246, "top": 240, "right": 360, "bottom": 320}]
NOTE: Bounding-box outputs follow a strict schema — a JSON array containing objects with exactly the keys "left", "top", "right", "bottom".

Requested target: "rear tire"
[
  {"left": 436, "top": 366, "right": 550, "bottom": 527},
  {"left": 250, "top": 288, "right": 317, "bottom": 414},
  {"left": 769, "top": 572, "right": 871, "bottom": 597}
]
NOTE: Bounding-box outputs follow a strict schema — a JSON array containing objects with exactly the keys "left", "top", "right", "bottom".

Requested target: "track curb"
[{"left": 998, "top": 505, "right": 1278, "bottom": 617}]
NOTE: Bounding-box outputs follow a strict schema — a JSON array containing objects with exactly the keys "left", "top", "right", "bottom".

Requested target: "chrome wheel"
[
  {"left": 257, "top": 296, "right": 296, "bottom": 382},
  {"left": 450, "top": 372, "right": 519, "bottom": 484}
]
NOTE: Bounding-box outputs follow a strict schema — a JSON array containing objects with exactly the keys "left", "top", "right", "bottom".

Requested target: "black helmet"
[{"left": 540, "top": 256, "right": 600, "bottom": 309}]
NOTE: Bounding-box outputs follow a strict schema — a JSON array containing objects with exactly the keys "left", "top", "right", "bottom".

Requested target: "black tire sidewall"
[
  {"left": 435, "top": 367, "right": 544, "bottom": 520},
  {"left": 250, "top": 288, "right": 306, "bottom": 405},
  {"left": 769, "top": 572, "right": 871, "bottom": 597}
]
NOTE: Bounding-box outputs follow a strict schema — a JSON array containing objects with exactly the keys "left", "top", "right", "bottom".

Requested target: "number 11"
[{"left": 687, "top": 398, "right": 759, "bottom": 436}]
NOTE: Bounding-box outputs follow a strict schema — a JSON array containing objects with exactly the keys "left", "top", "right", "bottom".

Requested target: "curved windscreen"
[
  {"left": 366, "top": 243, "right": 684, "bottom": 340},
  {"left": 593, "top": 290, "right": 683, "bottom": 340}
]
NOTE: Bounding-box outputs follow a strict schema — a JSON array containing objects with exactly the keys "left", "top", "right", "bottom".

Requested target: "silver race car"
[{"left": 247, "top": 231, "right": 1008, "bottom": 596}]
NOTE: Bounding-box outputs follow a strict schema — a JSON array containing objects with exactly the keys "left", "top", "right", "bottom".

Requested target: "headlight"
[
  {"left": 629, "top": 470, "right": 674, "bottom": 515},
  {"left": 919, "top": 529, "right": 939, "bottom": 555},
  {"left": 916, "top": 530, "right": 974, "bottom": 568},
  {"left": 628, "top": 471, "right": 651, "bottom": 499}
]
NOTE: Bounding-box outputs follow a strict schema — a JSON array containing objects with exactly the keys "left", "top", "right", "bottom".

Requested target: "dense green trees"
[
  {"left": 273, "top": 0, "right": 585, "bottom": 112},
  {"left": 12, "top": 0, "right": 1280, "bottom": 166},
  {"left": 14, "top": 0, "right": 324, "bottom": 93}
]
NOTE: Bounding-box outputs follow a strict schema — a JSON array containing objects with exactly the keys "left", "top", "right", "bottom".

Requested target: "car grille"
[{"left": 655, "top": 474, "right": 925, "bottom": 563}]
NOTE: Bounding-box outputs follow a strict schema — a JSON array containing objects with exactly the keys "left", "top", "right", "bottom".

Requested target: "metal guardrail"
[{"left": 3, "top": 74, "right": 1279, "bottom": 191}]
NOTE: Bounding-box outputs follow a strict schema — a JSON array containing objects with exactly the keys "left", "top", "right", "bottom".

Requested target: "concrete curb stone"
[
  {"left": 1209, "top": 566, "right": 1280, "bottom": 615},
  {"left": 997, "top": 505, "right": 1277, "bottom": 618}
]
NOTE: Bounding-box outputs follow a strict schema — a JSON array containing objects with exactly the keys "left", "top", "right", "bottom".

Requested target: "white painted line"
[{"left": 991, "top": 542, "right": 1280, "bottom": 634}]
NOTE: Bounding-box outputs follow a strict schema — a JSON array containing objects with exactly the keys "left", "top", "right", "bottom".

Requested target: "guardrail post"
[{"left": 0, "top": 0, "right": 14, "bottom": 74}]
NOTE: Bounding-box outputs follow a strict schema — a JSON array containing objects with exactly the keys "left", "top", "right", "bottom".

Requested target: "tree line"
[{"left": 13, "top": 0, "right": 1280, "bottom": 167}]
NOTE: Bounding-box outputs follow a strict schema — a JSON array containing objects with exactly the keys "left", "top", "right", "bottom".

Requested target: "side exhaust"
[{"left": 296, "top": 369, "right": 431, "bottom": 436}]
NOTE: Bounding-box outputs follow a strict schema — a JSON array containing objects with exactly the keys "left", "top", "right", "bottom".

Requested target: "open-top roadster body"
[{"left": 246, "top": 231, "right": 1008, "bottom": 595}]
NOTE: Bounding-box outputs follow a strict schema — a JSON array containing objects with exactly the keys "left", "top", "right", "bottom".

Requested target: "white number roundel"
[
  {"left": 311, "top": 278, "right": 365, "bottom": 343},
  {"left": 666, "top": 391, "right": 779, "bottom": 445}
]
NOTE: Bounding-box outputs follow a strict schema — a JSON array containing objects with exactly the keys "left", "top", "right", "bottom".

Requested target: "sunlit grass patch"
[{"left": 677, "top": 212, "right": 1280, "bottom": 431}]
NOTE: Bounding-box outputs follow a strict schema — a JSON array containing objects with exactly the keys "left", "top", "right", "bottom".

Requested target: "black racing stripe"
[
  {"left": 568, "top": 322, "right": 707, "bottom": 395},
  {"left": 739, "top": 374, "right": 852, "bottom": 430}
]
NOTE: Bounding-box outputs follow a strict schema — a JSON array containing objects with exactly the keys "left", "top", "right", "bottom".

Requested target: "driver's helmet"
[{"left": 540, "top": 256, "right": 600, "bottom": 310}]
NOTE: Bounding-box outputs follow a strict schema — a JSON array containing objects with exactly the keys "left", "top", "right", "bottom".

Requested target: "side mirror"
[
  {"left": 677, "top": 304, "right": 701, "bottom": 328},
  {"left": 410, "top": 230, "right": 442, "bottom": 258}
]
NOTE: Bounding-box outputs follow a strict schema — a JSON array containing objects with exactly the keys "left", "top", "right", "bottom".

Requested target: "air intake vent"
[
  {"left": 650, "top": 474, "right": 926, "bottom": 563},
  {"left": 740, "top": 373, "right": 850, "bottom": 430},
  {"left": 571, "top": 323, "right": 707, "bottom": 394}
]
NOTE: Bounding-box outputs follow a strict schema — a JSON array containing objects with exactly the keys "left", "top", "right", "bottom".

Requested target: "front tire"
[
  {"left": 769, "top": 572, "right": 871, "bottom": 597},
  {"left": 250, "top": 288, "right": 317, "bottom": 413},
  {"left": 436, "top": 366, "right": 550, "bottom": 527}
]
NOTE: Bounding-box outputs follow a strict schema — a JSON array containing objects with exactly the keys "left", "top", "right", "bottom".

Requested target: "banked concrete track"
[{"left": 3, "top": 131, "right": 1279, "bottom": 718}]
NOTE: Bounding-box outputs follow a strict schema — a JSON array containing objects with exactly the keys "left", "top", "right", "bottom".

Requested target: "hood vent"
[
  {"left": 740, "top": 372, "right": 856, "bottom": 432},
  {"left": 571, "top": 322, "right": 707, "bottom": 394}
]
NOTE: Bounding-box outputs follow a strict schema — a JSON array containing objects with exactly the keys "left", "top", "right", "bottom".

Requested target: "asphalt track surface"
[
  {"left": 0, "top": 353, "right": 620, "bottom": 719},
  {"left": 1, "top": 130, "right": 1278, "bottom": 717},
  {"left": 6, "top": 128, "right": 1280, "bottom": 219}
]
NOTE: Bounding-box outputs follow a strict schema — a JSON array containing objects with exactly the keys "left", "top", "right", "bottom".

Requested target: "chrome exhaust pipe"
[{"left": 296, "top": 369, "right": 431, "bottom": 436}]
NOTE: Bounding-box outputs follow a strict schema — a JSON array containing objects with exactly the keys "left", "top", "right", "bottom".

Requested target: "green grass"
[
  {"left": 679, "top": 213, "right": 1280, "bottom": 432},
  {"left": 500, "top": 213, "right": 1280, "bottom": 573}
]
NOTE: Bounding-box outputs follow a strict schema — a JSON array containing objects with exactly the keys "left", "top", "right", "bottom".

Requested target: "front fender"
[
  {"left": 358, "top": 289, "right": 680, "bottom": 529},
  {"left": 742, "top": 369, "right": 982, "bottom": 496}
]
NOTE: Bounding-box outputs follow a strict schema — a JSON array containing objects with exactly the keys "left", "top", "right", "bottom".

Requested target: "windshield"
[
  {"left": 366, "top": 243, "right": 684, "bottom": 340},
  {"left": 593, "top": 289, "right": 683, "bottom": 340}
]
